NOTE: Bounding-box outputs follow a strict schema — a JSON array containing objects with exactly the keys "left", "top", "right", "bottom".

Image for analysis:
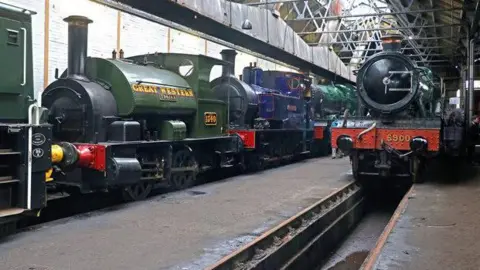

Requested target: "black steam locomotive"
[{"left": 331, "top": 34, "right": 462, "bottom": 182}]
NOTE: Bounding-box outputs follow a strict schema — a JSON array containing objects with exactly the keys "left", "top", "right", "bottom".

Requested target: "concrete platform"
[
  {"left": 0, "top": 157, "right": 352, "bottom": 270},
  {"left": 363, "top": 170, "right": 480, "bottom": 270}
]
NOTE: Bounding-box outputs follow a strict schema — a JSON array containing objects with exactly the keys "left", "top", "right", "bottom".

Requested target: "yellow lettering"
[
  {"left": 131, "top": 84, "right": 197, "bottom": 98},
  {"left": 392, "top": 134, "right": 398, "bottom": 142}
]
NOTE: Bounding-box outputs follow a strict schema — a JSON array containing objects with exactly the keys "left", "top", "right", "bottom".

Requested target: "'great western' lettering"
[{"left": 131, "top": 84, "right": 194, "bottom": 98}]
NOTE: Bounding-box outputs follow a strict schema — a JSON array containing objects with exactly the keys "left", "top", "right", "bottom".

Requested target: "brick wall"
[
  {"left": 120, "top": 12, "right": 168, "bottom": 57},
  {"left": 48, "top": 0, "right": 116, "bottom": 84}
]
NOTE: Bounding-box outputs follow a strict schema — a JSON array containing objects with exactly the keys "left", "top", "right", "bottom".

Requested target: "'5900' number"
[{"left": 386, "top": 134, "right": 411, "bottom": 142}]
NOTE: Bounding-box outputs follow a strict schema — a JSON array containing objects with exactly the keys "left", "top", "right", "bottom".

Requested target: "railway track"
[{"left": 207, "top": 181, "right": 365, "bottom": 270}]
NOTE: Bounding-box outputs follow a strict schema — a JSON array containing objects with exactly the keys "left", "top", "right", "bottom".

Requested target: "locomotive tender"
[{"left": 331, "top": 34, "right": 447, "bottom": 182}]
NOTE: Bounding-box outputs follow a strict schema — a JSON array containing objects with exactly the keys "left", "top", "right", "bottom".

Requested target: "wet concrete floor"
[
  {"left": 372, "top": 173, "right": 480, "bottom": 270},
  {"left": 0, "top": 158, "right": 352, "bottom": 270}
]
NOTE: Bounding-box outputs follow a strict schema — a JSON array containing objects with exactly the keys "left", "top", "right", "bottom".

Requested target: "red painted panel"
[
  {"left": 314, "top": 126, "right": 324, "bottom": 139},
  {"left": 331, "top": 128, "right": 440, "bottom": 151},
  {"left": 74, "top": 144, "right": 107, "bottom": 171},
  {"left": 228, "top": 130, "right": 256, "bottom": 149}
]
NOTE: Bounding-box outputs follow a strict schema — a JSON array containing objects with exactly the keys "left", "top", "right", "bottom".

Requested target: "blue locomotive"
[{"left": 212, "top": 49, "right": 328, "bottom": 170}]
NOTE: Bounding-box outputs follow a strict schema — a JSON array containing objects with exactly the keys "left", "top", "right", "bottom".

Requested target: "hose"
[{"left": 357, "top": 122, "right": 376, "bottom": 140}]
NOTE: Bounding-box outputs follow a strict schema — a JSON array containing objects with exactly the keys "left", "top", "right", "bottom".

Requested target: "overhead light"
[
  {"left": 241, "top": 19, "right": 252, "bottom": 30},
  {"left": 408, "top": 36, "right": 413, "bottom": 39}
]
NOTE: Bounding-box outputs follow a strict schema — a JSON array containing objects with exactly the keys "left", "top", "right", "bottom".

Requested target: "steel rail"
[{"left": 207, "top": 181, "right": 365, "bottom": 270}]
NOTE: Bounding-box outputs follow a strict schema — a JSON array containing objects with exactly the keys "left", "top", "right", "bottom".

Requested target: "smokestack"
[
  {"left": 63, "top": 15, "right": 93, "bottom": 78},
  {"left": 220, "top": 49, "right": 237, "bottom": 77},
  {"left": 381, "top": 34, "right": 402, "bottom": 52}
]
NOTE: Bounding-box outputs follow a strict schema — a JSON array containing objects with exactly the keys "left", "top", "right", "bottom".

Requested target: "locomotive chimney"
[
  {"left": 220, "top": 49, "right": 237, "bottom": 77},
  {"left": 381, "top": 34, "right": 402, "bottom": 52},
  {"left": 63, "top": 15, "right": 93, "bottom": 78}
]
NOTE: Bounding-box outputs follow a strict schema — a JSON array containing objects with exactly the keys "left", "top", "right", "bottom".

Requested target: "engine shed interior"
[{"left": 2, "top": 1, "right": 480, "bottom": 270}]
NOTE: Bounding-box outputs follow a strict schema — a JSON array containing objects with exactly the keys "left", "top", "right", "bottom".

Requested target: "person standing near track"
[{"left": 331, "top": 108, "right": 350, "bottom": 159}]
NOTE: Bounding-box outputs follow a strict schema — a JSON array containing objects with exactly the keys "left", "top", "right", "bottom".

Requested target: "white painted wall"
[
  {"left": 48, "top": 0, "right": 117, "bottom": 84},
  {"left": 120, "top": 13, "right": 168, "bottom": 57},
  {"left": 6, "top": 0, "right": 299, "bottom": 99},
  {"left": 169, "top": 29, "right": 205, "bottom": 55}
]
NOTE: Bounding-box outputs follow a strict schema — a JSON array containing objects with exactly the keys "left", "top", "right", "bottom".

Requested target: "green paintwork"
[
  {"left": 85, "top": 58, "right": 196, "bottom": 116},
  {"left": 311, "top": 83, "right": 358, "bottom": 117},
  {"left": 334, "top": 84, "right": 358, "bottom": 113},
  {"left": 417, "top": 67, "right": 436, "bottom": 101},
  {"left": 160, "top": 120, "right": 187, "bottom": 140},
  {"left": 126, "top": 53, "right": 229, "bottom": 100},
  {"left": 125, "top": 53, "right": 229, "bottom": 138},
  {"left": 0, "top": 4, "right": 35, "bottom": 120}
]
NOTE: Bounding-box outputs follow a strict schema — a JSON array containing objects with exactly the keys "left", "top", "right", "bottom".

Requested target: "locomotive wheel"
[
  {"left": 121, "top": 181, "right": 153, "bottom": 202},
  {"left": 169, "top": 149, "right": 197, "bottom": 190}
]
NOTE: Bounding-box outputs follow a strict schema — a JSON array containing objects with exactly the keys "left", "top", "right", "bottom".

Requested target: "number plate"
[
  {"left": 386, "top": 134, "right": 412, "bottom": 142},
  {"left": 204, "top": 112, "right": 217, "bottom": 126}
]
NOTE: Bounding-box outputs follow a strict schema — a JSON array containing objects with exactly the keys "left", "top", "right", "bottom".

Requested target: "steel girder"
[{"left": 244, "top": 0, "right": 467, "bottom": 73}]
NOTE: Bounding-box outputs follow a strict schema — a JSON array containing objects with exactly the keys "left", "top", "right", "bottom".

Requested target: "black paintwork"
[
  {"left": 42, "top": 78, "right": 118, "bottom": 143},
  {"left": 0, "top": 124, "right": 51, "bottom": 211}
]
